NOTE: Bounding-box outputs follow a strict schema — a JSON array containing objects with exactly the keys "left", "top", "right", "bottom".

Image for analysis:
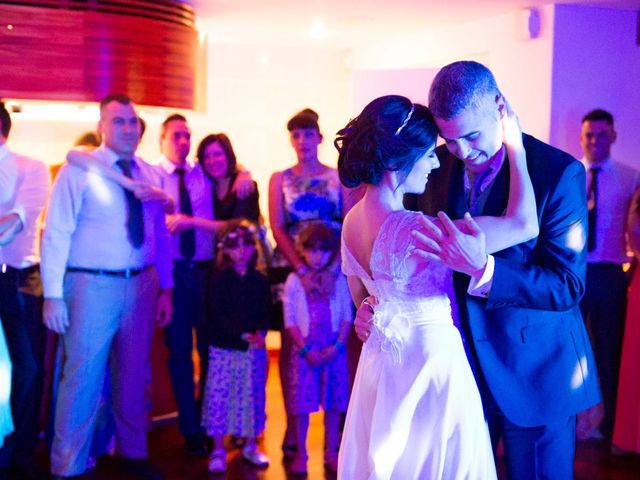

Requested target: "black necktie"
[
  {"left": 587, "top": 167, "right": 599, "bottom": 252},
  {"left": 176, "top": 168, "right": 195, "bottom": 260},
  {"left": 116, "top": 159, "right": 144, "bottom": 248}
]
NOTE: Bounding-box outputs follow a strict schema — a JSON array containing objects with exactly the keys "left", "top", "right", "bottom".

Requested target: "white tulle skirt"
[{"left": 338, "top": 301, "right": 496, "bottom": 480}]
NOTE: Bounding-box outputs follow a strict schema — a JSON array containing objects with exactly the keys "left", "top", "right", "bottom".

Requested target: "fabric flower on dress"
[{"left": 371, "top": 300, "right": 410, "bottom": 365}]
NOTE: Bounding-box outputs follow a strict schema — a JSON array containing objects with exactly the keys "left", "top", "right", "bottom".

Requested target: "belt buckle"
[
  {"left": 124, "top": 268, "right": 132, "bottom": 279},
  {"left": 1, "top": 264, "right": 6, "bottom": 274}
]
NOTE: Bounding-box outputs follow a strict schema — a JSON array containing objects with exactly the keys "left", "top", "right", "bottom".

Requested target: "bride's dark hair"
[{"left": 335, "top": 95, "right": 437, "bottom": 188}]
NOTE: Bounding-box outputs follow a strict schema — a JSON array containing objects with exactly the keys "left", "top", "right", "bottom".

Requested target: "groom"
[
  {"left": 414, "top": 61, "right": 601, "bottom": 479},
  {"left": 358, "top": 61, "right": 601, "bottom": 479}
]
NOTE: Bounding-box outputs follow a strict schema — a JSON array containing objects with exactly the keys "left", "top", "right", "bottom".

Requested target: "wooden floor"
[{"left": 35, "top": 353, "right": 640, "bottom": 479}]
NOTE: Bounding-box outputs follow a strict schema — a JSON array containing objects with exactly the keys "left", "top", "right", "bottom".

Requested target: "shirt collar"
[
  {"left": 158, "top": 155, "right": 195, "bottom": 175},
  {"left": 463, "top": 145, "right": 506, "bottom": 193},
  {"left": 98, "top": 145, "right": 137, "bottom": 168},
  {"left": 581, "top": 157, "right": 611, "bottom": 171}
]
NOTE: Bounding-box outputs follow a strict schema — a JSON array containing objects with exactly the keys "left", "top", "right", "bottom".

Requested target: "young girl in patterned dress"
[
  {"left": 201, "top": 220, "right": 272, "bottom": 474},
  {"left": 282, "top": 222, "right": 353, "bottom": 475}
]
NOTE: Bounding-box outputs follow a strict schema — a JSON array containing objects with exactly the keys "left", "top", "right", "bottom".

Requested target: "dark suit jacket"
[{"left": 409, "top": 133, "right": 601, "bottom": 427}]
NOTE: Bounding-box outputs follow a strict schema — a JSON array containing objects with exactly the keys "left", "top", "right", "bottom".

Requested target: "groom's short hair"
[{"left": 428, "top": 61, "right": 501, "bottom": 120}]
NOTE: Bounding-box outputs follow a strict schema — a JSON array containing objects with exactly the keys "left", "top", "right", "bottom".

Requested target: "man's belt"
[
  {"left": 0, "top": 264, "right": 40, "bottom": 275},
  {"left": 66, "top": 265, "right": 151, "bottom": 278}
]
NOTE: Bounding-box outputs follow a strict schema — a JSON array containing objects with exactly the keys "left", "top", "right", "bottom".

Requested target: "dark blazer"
[{"left": 410, "top": 133, "right": 601, "bottom": 427}]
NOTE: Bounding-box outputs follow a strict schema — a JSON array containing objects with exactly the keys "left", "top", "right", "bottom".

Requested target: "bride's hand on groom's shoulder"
[
  {"left": 412, "top": 212, "right": 488, "bottom": 279},
  {"left": 500, "top": 97, "right": 524, "bottom": 156}
]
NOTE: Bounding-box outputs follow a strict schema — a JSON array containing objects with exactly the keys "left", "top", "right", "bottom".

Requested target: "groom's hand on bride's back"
[{"left": 412, "top": 212, "right": 488, "bottom": 279}]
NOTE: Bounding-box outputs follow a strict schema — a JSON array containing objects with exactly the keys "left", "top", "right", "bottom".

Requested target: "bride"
[{"left": 335, "top": 95, "right": 537, "bottom": 479}]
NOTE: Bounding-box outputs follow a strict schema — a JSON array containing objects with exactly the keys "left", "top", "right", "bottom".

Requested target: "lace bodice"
[
  {"left": 342, "top": 210, "right": 452, "bottom": 304},
  {"left": 342, "top": 210, "right": 454, "bottom": 364}
]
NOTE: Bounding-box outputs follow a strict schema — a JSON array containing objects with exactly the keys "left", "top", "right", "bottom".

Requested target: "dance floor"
[{"left": 35, "top": 352, "right": 640, "bottom": 479}]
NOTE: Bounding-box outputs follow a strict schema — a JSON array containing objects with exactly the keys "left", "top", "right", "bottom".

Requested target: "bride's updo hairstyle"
[{"left": 335, "top": 95, "right": 437, "bottom": 188}]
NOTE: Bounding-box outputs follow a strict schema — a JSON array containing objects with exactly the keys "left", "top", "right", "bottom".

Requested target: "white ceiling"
[{"left": 190, "top": 0, "right": 640, "bottom": 47}]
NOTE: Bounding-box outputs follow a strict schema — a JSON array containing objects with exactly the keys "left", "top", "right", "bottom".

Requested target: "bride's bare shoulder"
[
  {"left": 343, "top": 202, "right": 383, "bottom": 235},
  {"left": 343, "top": 202, "right": 386, "bottom": 250}
]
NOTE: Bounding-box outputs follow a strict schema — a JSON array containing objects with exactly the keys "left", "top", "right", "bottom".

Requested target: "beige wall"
[
  {"left": 189, "top": 41, "right": 352, "bottom": 220},
  {"left": 350, "top": 5, "right": 556, "bottom": 142},
  {"left": 550, "top": 5, "right": 640, "bottom": 169}
]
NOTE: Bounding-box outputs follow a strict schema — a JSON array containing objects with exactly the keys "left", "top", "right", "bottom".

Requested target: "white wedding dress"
[{"left": 338, "top": 210, "right": 496, "bottom": 480}]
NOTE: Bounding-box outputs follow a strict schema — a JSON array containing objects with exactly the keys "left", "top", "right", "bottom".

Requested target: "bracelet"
[
  {"left": 360, "top": 297, "right": 374, "bottom": 311},
  {"left": 299, "top": 345, "right": 310, "bottom": 357},
  {"left": 334, "top": 340, "right": 345, "bottom": 352}
]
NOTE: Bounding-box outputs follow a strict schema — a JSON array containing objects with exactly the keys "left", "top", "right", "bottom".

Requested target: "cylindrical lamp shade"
[{"left": 0, "top": 0, "right": 197, "bottom": 109}]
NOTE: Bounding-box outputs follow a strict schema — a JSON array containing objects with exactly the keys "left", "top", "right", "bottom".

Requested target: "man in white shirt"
[
  {"left": 0, "top": 102, "right": 51, "bottom": 480},
  {"left": 155, "top": 114, "right": 215, "bottom": 456},
  {"left": 42, "top": 94, "right": 172, "bottom": 480},
  {"left": 578, "top": 108, "right": 640, "bottom": 441}
]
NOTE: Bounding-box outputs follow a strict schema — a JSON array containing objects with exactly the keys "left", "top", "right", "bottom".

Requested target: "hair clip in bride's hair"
[{"left": 395, "top": 104, "right": 414, "bottom": 136}]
